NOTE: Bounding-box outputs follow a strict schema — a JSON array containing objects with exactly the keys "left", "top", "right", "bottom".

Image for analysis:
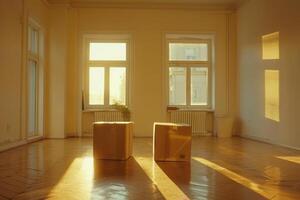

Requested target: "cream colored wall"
[
  {"left": 237, "top": 0, "right": 300, "bottom": 149},
  {"left": 47, "top": 6, "right": 68, "bottom": 138},
  {"left": 0, "top": 0, "right": 49, "bottom": 150},
  {"left": 65, "top": 7, "right": 237, "bottom": 137},
  {"left": 0, "top": 1, "right": 238, "bottom": 142},
  {"left": 0, "top": 0, "right": 23, "bottom": 147},
  {"left": 65, "top": 9, "right": 79, "bottom": 137}
]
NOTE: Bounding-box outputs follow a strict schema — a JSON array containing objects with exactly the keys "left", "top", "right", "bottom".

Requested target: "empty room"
[{"left": 0, "top": 0, "right": 300, "bottom": 199}]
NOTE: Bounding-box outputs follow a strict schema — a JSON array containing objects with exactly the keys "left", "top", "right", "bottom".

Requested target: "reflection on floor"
[{"left": 0, "top": 137, "right": 299, "bottom": 199}]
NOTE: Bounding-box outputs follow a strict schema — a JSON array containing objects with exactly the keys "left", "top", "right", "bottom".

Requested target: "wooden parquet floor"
[{"left": 0, "top": 137, "right": 299, "bottom": 199}]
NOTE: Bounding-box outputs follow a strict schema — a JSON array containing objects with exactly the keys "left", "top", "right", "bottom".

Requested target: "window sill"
[
  {"left": 167, "top": 105, "right": 214, "bottom": 112},
  {"left": 82, "top": 109, "right": 120, "bottom": 113},
  {"left": 167, "top": 109, "right": 214, "bottom": 112},
  {"left": 83, "top": 108, "right": 214, "bottom": 113}
]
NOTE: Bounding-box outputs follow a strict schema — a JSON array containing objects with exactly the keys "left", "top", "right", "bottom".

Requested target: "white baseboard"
[
  {"left": 81, "top": 134, "right": 93, "bottom": 137},
  {"left": 66, "top": 132, "right": 79, "bottom": 137},
  {"left": 27, "top": 136, "right": 44, "bottom": 143},
  {"left": 44, "top": 136, "right": 66, "bottom": 139},
  {"left": 0, "top": 136, "right": 45, "bottom": 152},
  {"left": 240, "top": 133, "right": 300, "bottom": 151},
  {"left": 0, "top": 140, "right": 27, "bottom": 152}
]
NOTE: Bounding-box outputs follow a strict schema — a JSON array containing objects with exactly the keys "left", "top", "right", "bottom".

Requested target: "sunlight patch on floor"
[
  {"left": 48, "top": 156, "right": 94, "bottom": 199},
  {"left": 192, "top": 157, "right": 275, "bottom": 199},
  {"left": 135, "top": 157, "right": 190, "bottom": 200},
  {"left": 276, "top": 156, "right": 300, "bottom": 164}
]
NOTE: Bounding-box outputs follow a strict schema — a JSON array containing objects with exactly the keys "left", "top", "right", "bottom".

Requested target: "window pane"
[
  {"left": 265, "top": 70, "right": 280, "bottom": 122},
  {"left": 169, "top": 43, "right": 208, "bottom": 61},
  {"left": 109, "top": 67, "right": 126, "bottom": 105},
  {"left": 89, "top": 43, "right": 126, "bottom": 61},
  {"left": 191, "top": 67, "right": 208, "bottom": 105},
  {"left": 28, "top": 27, "right": 38, "bottom": 54},
  {"left": 28, "top": 60, "right": 37, "bottom": 137},
  {"left": 169, "top": 67, "right": 186, "bottom": 105},
  {"left": 28, "top": 27, "right": 31, "bottom": 51},
  {"left": 89, "top": 67, "right": 104, "bottom": 105}
]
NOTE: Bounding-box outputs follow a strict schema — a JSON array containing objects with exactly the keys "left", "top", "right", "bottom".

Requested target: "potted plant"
[{"left": 112, "top": 102, "right": 131, "bottom": 121}]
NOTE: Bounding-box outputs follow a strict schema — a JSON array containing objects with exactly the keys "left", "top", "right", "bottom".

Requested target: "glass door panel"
[{"left": 28, "top": 60, "right": 37, "bottom": 137}]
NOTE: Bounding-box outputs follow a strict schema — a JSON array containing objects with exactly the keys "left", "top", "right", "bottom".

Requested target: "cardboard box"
[
  {"left": 153, "top": 122, "right": 191, "bottom": 162},
  {"left": 93, "top": 122, "right": 133, "bottom": 160}
]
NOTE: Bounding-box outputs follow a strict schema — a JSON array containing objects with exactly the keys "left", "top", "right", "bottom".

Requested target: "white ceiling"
[{"left": 47, "top": 0, "right": 245, "bottom": 5}]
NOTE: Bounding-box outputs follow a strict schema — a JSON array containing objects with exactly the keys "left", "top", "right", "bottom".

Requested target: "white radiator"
[
  {"left": 94, "top": 111, "right": 124, "bottom": 122},
  {"left": 169, "top": 110, "right": 213, "bottom": 136}
]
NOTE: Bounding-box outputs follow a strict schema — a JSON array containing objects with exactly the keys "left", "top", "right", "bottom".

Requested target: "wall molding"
[{"left": 45, "top": 1, "right": 235, "bottom": 12}]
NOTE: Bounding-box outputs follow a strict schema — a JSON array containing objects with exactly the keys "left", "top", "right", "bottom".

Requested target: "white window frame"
[
  {"left": 27, "top": 20, "right": 40, "bottom": 138},
  {"left": 83, "top": 35, "right": 131, "bottom": 110},
  {"left": 166, "top": 38, "right": 212, "bottom": 109}
]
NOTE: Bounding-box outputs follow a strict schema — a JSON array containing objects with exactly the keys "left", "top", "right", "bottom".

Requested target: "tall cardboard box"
[
  {"left": 153, "top": 122, "right": 191, "bottom": 162},
  {"left": 93, "top": 122, "right": 133, "bottom": 160}
]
